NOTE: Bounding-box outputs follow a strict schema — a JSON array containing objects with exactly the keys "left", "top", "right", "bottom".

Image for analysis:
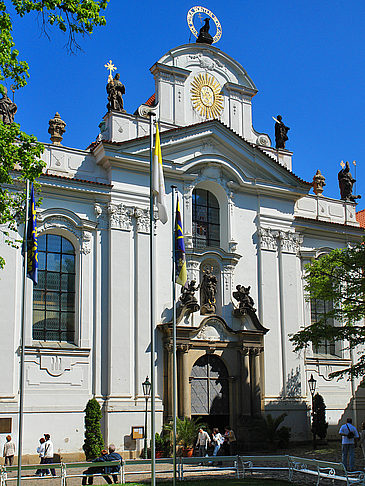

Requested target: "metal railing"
[{"left": 1, "top": 455, "right": 364, "bottom": 485}]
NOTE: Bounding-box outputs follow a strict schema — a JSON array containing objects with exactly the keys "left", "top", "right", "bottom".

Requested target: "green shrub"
[
  {"left": 83, "top": 398, "right": 104, "bottom": 460},
  {"left": 312, "top": 393, "right": 328, "bottom": 440}
]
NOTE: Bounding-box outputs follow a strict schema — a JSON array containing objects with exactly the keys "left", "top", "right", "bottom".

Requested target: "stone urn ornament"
[
  {"left": 312, "top": 169, "right": 326, "bottom": 196},
  {"left": 48, "top": 112, "right": 66, "bottom": 145}
]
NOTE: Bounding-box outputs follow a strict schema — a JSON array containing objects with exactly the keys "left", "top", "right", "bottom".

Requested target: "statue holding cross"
[{"left": 105, "top": 60, "right": 126, "bottom": 113}]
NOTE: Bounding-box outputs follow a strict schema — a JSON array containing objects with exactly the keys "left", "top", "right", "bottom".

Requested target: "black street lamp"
[
  {"left": 142, "top": 376, "right": 151, "bottom": 459},
  {"left": 308, "top": 374, "right": 317, "bottom": 448}
]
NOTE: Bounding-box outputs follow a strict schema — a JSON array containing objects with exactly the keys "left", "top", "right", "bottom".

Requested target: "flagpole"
[
  {"left": 149, "top": 113, "right": 156, "bottom": 486},
  {"left": 17, "top": 179, "right": 30, "bottom": 486},
  {"left": 171, "top": 185, "right": 177, "bottom": 486}
]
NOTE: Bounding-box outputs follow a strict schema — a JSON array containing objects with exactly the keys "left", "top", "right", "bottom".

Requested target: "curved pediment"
[
  {"left": 156, "top": 44, "right": 257, "bottom": 91},
  {"left": 192, "top": 314, "right": 268, "bottom": 343}
]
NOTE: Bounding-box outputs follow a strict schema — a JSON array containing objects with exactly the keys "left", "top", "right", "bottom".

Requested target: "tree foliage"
[
  {"left": 83, "top": 398, "right": 104, "bottom": 460},
  {"left": 0, "top": 121, "right": 45, "bottom": 268},
  {"left": 290, "top": 241, "right": 365, "bottom": 379},
  {"left": 311, "top": 393, "right": 328, "bottom": 440},
  {"left": 0, "top": 0, "right": 109, "bottom": 268}
]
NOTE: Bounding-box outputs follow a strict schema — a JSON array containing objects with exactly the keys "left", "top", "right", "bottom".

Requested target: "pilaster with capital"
[
  {"left": 240, "top": 346, "right": 251, "bottom": 415},
  {"left": 251, "top": 347, "right": 263, "bottom": 416},
  {"left": 186, "top": 259, "right": 200, "bottom": 283},
  {"left": 164, "top": 343, "right": 174, "bottom": 418},
  {"left": 258, "top": 227, "right": 279, "bottom": 252},
  {"left": 94, "top": 203, "right": 109, "bottom": 229},
  {"left": 178, "top": 344, "right": 191, "bottom": 417},
  {"left": 132, "top": 207, "right": 150, "bottom": 234},
  {"left": 279, "top": 231, "right": 303, "bottom": 255},
  {"left": 107, "top": 203, "right": 133, "bottom": 231}
]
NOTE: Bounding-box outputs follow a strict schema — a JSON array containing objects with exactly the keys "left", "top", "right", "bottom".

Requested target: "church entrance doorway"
[{"left": 190, "top": 354, "right": 229, "bottom": 433}]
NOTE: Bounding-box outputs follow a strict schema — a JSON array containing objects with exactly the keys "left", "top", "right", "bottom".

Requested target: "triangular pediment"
[{"left": 95, "top": 120, "right": 310, "bottom": 196}]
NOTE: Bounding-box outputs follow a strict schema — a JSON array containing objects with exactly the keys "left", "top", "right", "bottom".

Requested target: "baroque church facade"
[{"left": 0, "top": 40, "right": 364, "bottom": 457}]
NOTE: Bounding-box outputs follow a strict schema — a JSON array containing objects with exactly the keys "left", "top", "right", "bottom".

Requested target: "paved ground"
[{"left": 4, "top": 443, "right": 365, "bottom": 485}]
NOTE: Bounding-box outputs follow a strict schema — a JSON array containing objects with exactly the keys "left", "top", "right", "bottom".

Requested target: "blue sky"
[{"left": 8, "top": 0, "right": 365, "bottom": 209}]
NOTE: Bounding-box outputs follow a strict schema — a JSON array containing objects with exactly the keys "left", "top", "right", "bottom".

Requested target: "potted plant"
[
  {"left": 177, "top": 417, "right": 202, "bottom": 457},
  {"left": 155, "top": 432, "right": 164, "bottom": 458},
  {"left": 263, "top": 413, "right": 291, "bottom": 450}
]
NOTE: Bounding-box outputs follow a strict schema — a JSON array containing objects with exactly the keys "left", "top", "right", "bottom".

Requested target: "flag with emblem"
[
  {"left": 175, "top": 197, "right": 187, "bottom": 286},
  {"left": 27, "top": 183, "right": 38, "bottom": 285}
]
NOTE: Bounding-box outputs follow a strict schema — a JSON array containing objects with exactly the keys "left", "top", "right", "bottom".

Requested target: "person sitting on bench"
[
  {"left": 103, "top": 444, "right": 122, "bottom": 484},
  {"left": 82, "top": 449, "right": 109, "bottom": 485}
]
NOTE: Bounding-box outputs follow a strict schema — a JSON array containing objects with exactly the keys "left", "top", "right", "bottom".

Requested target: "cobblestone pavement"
[{"left": 4, "top": 443, "right": 365, "bottom": 485}]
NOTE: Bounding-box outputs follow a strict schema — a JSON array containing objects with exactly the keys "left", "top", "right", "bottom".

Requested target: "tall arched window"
[
  {"left": 192, "top": 188, "right": 220, "bottom": 248},
  {"left": 33, "top": 234, "right": 76, "bottom": 343}
]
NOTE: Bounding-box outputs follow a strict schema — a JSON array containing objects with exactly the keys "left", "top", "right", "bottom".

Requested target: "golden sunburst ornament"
[{"left": 190, "top": 73, "right": 223, "bottom": 119}]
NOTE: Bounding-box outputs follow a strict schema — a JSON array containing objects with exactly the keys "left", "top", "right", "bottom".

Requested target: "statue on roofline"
[
  {"left": 196, "top": 18, "right": 213, "bottom": 45},
  {"left": 0, "top": 87, "right": 17, "bottom": 125},
  {"left": 338, "top": 161, "right": 361, "bottom": 203},
  {"left": 274, "top": 115, "right": 290, "bottom": 150},
  {"left": 106, "top": 73, "right": 126, "bottom": 113}
]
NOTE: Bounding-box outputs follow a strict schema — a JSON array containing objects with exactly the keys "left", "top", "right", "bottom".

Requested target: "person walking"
[
  {"left": 43, "top": 434, "right": 56, "bottom": 476},
  {"left": 224, "top": 426, "right": 237, "bottom": 455},
  {"left": 360, "top": 422, "right": 365, "bottom": 460},
  {"left": 212, "top": 428, "right": 224, "bottom": 457},
  {"left": 35, "top": 437, "right": 48, "bottom": 476},
  {"left": 339, "top": 418, "right": 359, "bottom": 471},
  {"left": 3, "top": 435, "right": 16, "bottom": 466},
  {"left": 196, "top": 427, "right": 211, "bottom": 457}
]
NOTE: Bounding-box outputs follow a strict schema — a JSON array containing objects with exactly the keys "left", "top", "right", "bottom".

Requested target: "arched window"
[
  {"left": 33, "top": 234, "right": 76, "bottom": 343},
  {"left": 192, "top": 188, "right": 220, "bottom": 248}
]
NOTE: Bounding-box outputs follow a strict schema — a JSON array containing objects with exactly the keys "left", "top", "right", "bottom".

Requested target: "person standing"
[
  {"left": 339, "top": 418, "right": 359, "bottom": 471},
  {"left": 212, "top": 428, "right": 224, "bottom": 457},
  {"left": 224, "top": 426, "right": 237, "bottom": 455},
  {"left": 196, "top": 427, "right": 211, "bottom": 457},
  {"left": 3, "top": 435, "right": 16, "bottom": 466},
  {"left": 43, "top": 434, "right": 56, "bottom": 476},
  {"left": 36, "top": 437, "right": 48, "bottom": 476}
]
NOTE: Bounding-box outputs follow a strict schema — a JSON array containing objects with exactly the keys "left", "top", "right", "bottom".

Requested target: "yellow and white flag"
[{"left": 152, "top": 124, "right": 168, "bottom": 224}]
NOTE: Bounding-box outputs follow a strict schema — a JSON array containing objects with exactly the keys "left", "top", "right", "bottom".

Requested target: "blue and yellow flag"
[
  {"left": 27, "top": 183, "right": 38, "bottom": 285},
  {"left": 175, "top": 197, "right": 187, "bottom": 286}
]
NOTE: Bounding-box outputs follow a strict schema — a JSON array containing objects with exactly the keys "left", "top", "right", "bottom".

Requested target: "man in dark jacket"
[
  {"left": 82, "top": 450, "right": 108, "bottom": 485},
  {"left": 103, "top": 445, "right": 122, "bottom": 484}
]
